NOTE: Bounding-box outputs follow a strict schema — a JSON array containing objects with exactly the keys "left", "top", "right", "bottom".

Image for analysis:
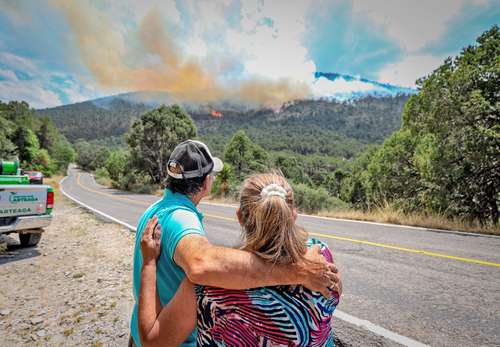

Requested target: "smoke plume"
[{"left": 51, "top": 1, "right": 310, "bottom": 106}]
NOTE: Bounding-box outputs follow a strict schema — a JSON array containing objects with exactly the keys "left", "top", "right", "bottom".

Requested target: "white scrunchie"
[{"left": 261, "top": 183, "right": 287, "bottom": 200}]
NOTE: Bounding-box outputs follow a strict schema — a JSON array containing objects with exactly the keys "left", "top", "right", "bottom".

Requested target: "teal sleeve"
[{"left": 158, "top": 209, "right": 206, "bottom": 262}]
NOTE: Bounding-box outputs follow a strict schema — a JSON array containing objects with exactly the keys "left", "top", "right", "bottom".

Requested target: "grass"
[
  {"left": 320, "top": 207, "right": 500, "bottom": 235},
  {"left": 95, "top": 176, "right": 112, "bottom": 187},
  {"left": 45, "top": 175, "right": 63, "bottom": 200}
]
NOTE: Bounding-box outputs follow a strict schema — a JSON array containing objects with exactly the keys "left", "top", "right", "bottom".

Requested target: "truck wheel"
[{"left": 19, "top": 232, "right": 42, "bottom": 247}]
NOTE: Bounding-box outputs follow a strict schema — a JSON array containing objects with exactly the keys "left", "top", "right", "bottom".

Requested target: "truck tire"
[{"left": 19, "top": 232, "right": 42, "bottom": 247}]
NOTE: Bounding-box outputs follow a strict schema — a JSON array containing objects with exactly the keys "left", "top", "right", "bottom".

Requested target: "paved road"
[{"left": 60, "top": 168, "right": 500, "bottom": 347}]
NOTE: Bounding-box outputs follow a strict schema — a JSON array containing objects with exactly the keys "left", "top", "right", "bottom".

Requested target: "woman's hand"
[{"left": 141, "top": 216, "right": 162, "bottom": 265}]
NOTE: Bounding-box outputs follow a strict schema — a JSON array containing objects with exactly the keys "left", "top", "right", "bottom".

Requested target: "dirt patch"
[{"left": 0, "top": 190, "right": 136, "bottom": 346}]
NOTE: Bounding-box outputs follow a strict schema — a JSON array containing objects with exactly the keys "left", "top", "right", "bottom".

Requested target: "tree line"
[
  {"left": 0, "top": 100, "right": 75, "bottom": 176},
  {"left": 339, "top": 26, "right": 499, "bottom": 225}
]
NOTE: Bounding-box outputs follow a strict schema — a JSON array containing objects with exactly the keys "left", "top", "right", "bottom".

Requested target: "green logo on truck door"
[{"left": 9, "top": 192, "right": 39, "bottom": 204}]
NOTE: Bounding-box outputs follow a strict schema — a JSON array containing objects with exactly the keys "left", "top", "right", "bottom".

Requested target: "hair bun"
[{"left": 261, "top": 183, "right": 287, "bottom": 200}]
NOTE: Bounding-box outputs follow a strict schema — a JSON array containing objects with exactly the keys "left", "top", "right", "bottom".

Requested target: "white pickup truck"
[{"left": 0, "top": 161, "right": 54, "bottom": 247}]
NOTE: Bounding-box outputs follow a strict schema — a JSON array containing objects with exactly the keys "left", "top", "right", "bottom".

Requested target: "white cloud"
[
  {"left": 170, "top": 0, "right": 318, "bottom": 88},
  {"left": 377, "top": 54, "right": 446, "bottom": 87},
  {"left": 0, "top": 79, "right": 61, "bottom": 108},
  {"left": 351, "top": 0, "right": 468, "bottom": 52},
  {"left": 350, "top": 0, "right": 494, "bottom": 87},
  {"left": 225, "top": 0, "right": 317, "bottom": 83},
  {"left": 311, "top": 75, "right": 376, "bottom": 97},
  {"left": 0, "top": 52, "right": 98, "bottom": 107},
  {"left": 0, "top": 68, "right": 18, "bottom": 81},
  {"left": 0, "top": 51, "right": 38, "bottom": 75}
]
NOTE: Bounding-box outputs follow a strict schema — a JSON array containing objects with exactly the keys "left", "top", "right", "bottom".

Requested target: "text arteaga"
[{"left": 0, "top": 207, "right": 32, "bottom": 214}]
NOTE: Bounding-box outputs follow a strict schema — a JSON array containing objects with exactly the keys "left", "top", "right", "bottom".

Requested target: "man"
[{"left": 130, "top": 139, "right": 341, "bottom": 347}]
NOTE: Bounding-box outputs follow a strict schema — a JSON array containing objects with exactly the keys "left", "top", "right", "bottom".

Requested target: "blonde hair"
[{"left": 239, "top": 172, "right": 307, "bottom": 265}]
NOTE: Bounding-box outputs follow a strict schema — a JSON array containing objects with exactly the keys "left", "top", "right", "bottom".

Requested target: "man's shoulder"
[
  {"left": 157, "top": 207, "right": 196, "bottom": 221},
  {"left": 157, "top": 207, "right": 202, "bottom": 230}
]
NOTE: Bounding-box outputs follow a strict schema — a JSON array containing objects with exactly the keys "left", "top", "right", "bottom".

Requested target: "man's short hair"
[{"left": 165, "top": 174, "right": 208, "bottom": 196}]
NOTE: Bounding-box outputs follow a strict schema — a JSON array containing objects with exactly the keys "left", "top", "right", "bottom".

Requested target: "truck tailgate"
[{"left": 0, "top": 185, "right": 49, "bottom": 217}]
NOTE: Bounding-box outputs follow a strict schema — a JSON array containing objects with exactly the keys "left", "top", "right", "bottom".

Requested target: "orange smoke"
[{"left": 50, "top": 1, "right": 310, "bottom": 106}]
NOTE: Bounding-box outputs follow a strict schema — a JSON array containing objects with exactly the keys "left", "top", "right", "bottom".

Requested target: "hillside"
[{"left": 38, "top": 93, "right": 409, "bottom": 159}]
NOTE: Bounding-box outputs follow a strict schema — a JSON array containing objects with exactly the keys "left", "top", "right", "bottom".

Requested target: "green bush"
[
  {"left": 118, "top": 171, "right": 157, "bottom": 194},
  {"left": 293, "top": 183, "right": 331, "bottom": 213},
  {"left": 105, "top": 150, "right": 128, "bottom": 181},
  {"left": 31, "top": 149, "right": 55, "bottom": 177},
  {"left": 326, "top": 196, "right": 350, "bottom": 211},
  {"left": 51, "top": 140, "right": 76, "bottom": 172},
  {"left": 95, "top": 167, "right": 111, "bottom": 186}
]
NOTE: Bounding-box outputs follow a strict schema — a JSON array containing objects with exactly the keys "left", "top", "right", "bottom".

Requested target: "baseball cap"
[{"left": 167, "top": 140, "right": 223, "bottom": 179}]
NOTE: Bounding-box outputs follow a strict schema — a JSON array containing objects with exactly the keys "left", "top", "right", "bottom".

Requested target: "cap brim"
[{"left": 212, "top": 157, "right": 223, "bottom": 173}]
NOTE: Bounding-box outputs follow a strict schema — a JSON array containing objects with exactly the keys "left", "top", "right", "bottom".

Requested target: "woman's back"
[{"left": 195, "top": 240, "right": 339, "bottom": 347}]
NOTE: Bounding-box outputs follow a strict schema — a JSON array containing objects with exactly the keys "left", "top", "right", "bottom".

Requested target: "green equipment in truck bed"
[
  {"left": 0, "top": 160, "right": 20, "bottom": 175},
  {"left": 0, "top": 175, "right": 30, "bottom": 185},
  {"left": 0, "top": 160, "right": 29, "bottom": 184}
]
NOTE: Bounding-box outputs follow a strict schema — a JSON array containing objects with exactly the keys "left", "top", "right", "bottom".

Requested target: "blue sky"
[{"left": 0, "top": 0, "right": 498, "bottom": 108}]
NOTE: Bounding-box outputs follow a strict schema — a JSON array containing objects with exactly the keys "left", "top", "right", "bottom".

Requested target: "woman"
[{"left": 139, "top": 172, "right": 340, "bottom": 346}]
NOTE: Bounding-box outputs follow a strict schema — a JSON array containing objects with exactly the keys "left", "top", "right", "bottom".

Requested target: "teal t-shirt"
[{"left": 130, "top": 189, "right": 205, "bottom": 347}]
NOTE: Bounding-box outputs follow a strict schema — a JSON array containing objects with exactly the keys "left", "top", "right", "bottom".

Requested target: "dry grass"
[
  {"left": 95, "top": 176, "right": 112, "bottom": 187},
  {"left": 45, "top": 175, "right": 64, "bottom": 200},
  {"left": 319, "top": 207, "right": 500, "bottom": 235}
]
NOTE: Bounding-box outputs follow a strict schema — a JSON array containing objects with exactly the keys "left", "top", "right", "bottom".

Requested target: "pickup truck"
[{"left": 0, "top": 160, "right": 53, "bottom": 247}]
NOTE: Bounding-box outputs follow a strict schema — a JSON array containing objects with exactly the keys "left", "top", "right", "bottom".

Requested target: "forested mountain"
[
  {"left": 38, "top": 98, "right": 151, "bottom": 141},
  {"left": 38, "top": 94, "right": 409, "bottom": 158}
]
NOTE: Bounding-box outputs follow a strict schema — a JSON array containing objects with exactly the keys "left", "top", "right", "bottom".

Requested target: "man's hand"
[
  {"left": 141, "top": 216, "right": 162, "bottom": 265},
  {"left": 298, "top": 245, "right": 342, "bottom": 297}
]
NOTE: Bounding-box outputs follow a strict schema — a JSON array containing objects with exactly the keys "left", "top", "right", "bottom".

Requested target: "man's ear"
[
  {"left": 202, "top": 175, "right": 212, "bottom": 194},
  {"left": 236, "top": 208, "right": 244, "bottom": 227}
]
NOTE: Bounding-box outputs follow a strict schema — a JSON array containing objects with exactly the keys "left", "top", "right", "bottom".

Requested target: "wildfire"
[{"left": 210, "top": 110, "right": 223, "bottom": 118}]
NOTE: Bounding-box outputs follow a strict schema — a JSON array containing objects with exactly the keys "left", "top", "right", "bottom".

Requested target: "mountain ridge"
[{"left": 36, "top": 72, "right": 415, "bottom": 111}]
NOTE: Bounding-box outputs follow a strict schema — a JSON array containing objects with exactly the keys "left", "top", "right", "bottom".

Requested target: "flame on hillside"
[{"left": 210, "top": 110, "right": 223, "bottom": 118}]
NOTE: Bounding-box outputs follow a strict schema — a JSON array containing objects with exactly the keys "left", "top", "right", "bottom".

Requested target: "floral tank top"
[{"left": 194, "top": 239, "right": 340, "bottom": 346}]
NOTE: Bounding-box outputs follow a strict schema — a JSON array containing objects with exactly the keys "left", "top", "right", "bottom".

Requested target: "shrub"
[
  {"left": 95, "top": 167, "right": 111, "bottom": 186},
  {"left": 118, "top": 171, "right": 157, "bottom": 194},
  {"left": 293, "top": 184, "right": 331, "bottom": 213}
]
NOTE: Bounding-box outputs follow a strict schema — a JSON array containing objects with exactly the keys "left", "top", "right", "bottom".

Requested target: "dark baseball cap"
[{"left": 167, "top": 140, "right": 223, "bottom": 179}]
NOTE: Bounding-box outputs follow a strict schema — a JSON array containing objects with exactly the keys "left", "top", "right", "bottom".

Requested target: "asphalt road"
[{"left": 60, "top": 167, "right": 500, "bottom": 347}]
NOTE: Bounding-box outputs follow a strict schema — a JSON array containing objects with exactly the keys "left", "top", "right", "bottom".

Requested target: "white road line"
[
  {"left": 59, "top": 176, "right": 137, "bottom": 231},
  {"left": 60, "top": 175, "right": 430, "bottom": 347},
  {"left": 334, "top": 311, "right": 429, "bottom": 347}
]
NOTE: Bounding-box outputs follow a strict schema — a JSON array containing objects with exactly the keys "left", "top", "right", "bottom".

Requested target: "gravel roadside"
[{"left": 0, "top": 190, "right": 135, "bottom": 346}]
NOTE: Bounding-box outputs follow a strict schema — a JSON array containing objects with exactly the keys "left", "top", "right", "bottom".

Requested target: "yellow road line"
[
  {"left": 76, "top": 174, "right": 151, "bottom": 206},
  {"left": 74, "top": 173, "right": 500, "bottom": 268},
  {"left": 307, "top": 232, "right": 500, "bottom": 267}
]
